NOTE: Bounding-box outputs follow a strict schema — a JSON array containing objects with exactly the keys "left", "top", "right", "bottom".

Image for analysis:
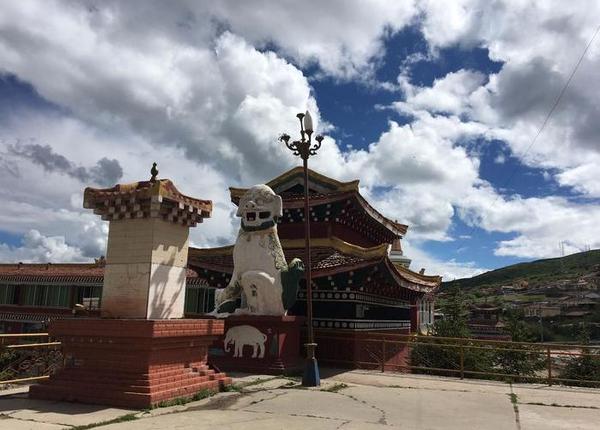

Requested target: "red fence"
[{"left": 315, "top": 331, "right": 600, "bottom": 387}]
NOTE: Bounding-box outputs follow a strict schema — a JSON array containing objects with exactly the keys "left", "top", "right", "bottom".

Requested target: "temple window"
[
  {"left": 0, "top": 284, "right": 18, "bottom": 305},
  {"left": 185, "top": 285, "right": 216, "bottom": 314},
  {"left": 76, "top": 285, "right": 102, "bottom": 310},
  {"left": 22, "top": 284, "right": 70, "bottom": 308}
]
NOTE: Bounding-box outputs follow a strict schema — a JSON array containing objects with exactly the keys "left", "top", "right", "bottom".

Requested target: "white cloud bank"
[{"left": 0, "top": 1, "right": 599, "bottom": 280}]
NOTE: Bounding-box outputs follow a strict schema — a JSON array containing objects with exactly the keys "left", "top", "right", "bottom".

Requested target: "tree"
[
  {"left": 411, "top": 284, "right": 493, "bottom": 377},
  {"left": 493, "top": 309, "right": 544, "bottom": 379},
  {"left": 561, "top": 323, "right": 600, "bottom": 387},
  {"left": 434, "top": 283, "right": 471, "bottom": 338}
]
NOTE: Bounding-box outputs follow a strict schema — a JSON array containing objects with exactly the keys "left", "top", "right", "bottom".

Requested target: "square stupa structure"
[{"left": 83, "top": 175, "right": 212, "bottom": 319}]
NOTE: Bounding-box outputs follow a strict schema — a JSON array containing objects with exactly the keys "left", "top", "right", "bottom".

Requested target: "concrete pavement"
[{"left": 1, "top": 369, "right": 599, "bottom": 429}]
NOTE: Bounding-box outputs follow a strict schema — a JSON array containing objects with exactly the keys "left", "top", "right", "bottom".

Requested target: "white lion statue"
[{"left": 214, "top": 184, "right": 304, "bottom": 316}]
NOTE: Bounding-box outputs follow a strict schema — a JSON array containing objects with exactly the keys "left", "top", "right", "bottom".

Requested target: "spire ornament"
[{"left": 150, "top": 162, "right": 158, "bottom": 182}]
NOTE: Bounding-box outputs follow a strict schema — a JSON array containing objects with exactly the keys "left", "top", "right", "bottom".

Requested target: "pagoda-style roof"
[
  {"left": 230, "top": 167, "right": 359, "bottom": 199},
  {"left": 189, "top": 238, "right": 381, "bottom": 277},
  {"left": 230, "top": 167, "right": 407, "bottom": 238},
  {"left": 83, "top": 179, "right": 212, "bottom": 226},
  {"left": 188, "top": 236, "right": 440, "bottom": 293}
]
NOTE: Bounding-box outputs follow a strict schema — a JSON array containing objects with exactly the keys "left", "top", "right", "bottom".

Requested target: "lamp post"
[{"left": 280, "top": 111, "right": 324, "bottom": 387}]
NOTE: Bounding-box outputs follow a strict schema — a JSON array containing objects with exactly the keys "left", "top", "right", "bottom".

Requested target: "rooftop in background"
[{"left": 0, "top": 263, "right": 205, "bottom": 285}]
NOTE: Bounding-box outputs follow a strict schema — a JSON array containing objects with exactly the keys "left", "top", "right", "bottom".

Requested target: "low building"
[
  {"left": 0, "top": 262, "right": 211, "bottom": 333},
  {"left": 523, "top": 303, "right": 562, "bottom": 318},
  {"left": 468, "top": 304, "right": 509, "bottom": 340}
]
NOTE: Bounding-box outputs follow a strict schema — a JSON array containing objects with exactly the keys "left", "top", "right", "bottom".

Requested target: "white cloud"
[
  {"left": 1, "top": 0, "right": 599, "bottom": 272},
  {"left": 416, "top": 0, "right": 600, "bottom": 194},
  {"left": 376, "top": 1, "right": 600, "bottom": 260},
  {"left": 0, "top": 2, "right": 332, "bottom": 261},
  {"left": 494, "top": 153, "right": 505, "bottom": 164},
  {"left": 457, "top": 184, "right": 600, "bottom": 259},
  {"left": 402, "top": 239, "right": 489, "bottom": 281},
  {"left": 0, "top": 230, "right": 86, "bottom": 263},
  {"left": 206, "top": 0, "right": 418, "bottom": 80},
  {"left": 397, "top": 70, "right": 486, "bottom": 115}
]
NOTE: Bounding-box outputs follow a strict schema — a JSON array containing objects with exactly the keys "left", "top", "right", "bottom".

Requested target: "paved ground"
[{"left": 1, "top": 369, "right": 599, "bottom": 429}]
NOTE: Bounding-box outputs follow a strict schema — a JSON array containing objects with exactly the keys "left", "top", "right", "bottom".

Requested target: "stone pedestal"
[
  {"left": 209, "top": 315, "right": 304, "bottom": 375},
  {"left": 29, "top": 319, "right": 231, "bottom": 408}
]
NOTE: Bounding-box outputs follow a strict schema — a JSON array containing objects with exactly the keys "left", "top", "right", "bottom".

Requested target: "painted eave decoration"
[
  {"left": 188, "top": 236, "right": 441, "bottom": 292},
  {"left": 83, "top": 179, "right": 212, "bottom": 226},
  {"left": 229, "top": 167, "right": 407, "bottom": 238}
]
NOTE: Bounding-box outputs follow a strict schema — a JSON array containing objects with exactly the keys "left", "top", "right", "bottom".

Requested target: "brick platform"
[
  {"left": 209, "top": 315, "right": 304, "bottom": 375},
  {"left": 29, "top": 319, "right": 231, "bottom": 409}
]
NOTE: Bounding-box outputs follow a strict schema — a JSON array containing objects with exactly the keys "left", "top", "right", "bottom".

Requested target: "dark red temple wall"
[
  {"left": 278, "top": 222, "right": 330, "bottom": 240},
  {"left": 313, "top": 329, "right": 411, "bottom": 371}
]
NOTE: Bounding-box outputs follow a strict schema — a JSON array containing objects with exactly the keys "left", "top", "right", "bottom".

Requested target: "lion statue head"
[{"left": 237, "top": 184, "right": 283, "bottom": 230}]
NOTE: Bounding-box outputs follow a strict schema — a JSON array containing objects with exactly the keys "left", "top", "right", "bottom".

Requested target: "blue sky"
[{"left": 1, "top": 1, "right": 599, "bottom": 279}]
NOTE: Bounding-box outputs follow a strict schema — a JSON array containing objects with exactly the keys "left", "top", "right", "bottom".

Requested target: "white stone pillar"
[{"left": 84, "top": 177, "right": 212, "bottom": 319}]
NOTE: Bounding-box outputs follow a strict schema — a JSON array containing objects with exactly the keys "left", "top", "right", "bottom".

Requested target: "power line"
[{"left": 491, "top": 23, "right": 600, "bottom": 207}]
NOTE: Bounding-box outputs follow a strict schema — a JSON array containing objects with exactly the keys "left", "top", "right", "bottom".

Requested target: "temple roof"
[
  {"left": 230, "top": 167, "right": 359, "bottom": 198},
  {"left": 229, "top": 167, "right": 407, "bottom": 237},
  {"left": 83, "top": 179, "right": 212, "bottom": 226},
  {"left": 0, "top": 263, "right": 206, "bottom": 286},
  {"left": 188, "top": 238, "right": 381, "bottom": 277},
  {"left": 188, "top": 236, "right": 440, "bottom": 292}
]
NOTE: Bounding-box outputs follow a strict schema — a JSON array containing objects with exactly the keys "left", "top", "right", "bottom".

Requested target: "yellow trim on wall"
[{"left": 188, "top": 236, "right": 388, "bottom": 259}]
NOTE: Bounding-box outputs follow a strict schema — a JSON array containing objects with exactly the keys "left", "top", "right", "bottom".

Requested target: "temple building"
[
  {"left": 0, "top": 167, "right": 440, "bottom": 367},
  {"left": 189, "top": 168, "right": 439, "bottom": 329}
]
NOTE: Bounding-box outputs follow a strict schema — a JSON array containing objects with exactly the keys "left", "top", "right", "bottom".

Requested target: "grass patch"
[
  {"left": 509, "top": 393, "right": 518, "bottom": 404},
  {"left": 153, "top": 388, "right": 217, "bottom": 408},
  {"left": 237, "top": 376, "right": 279, "bottom": 388},
  {"left": 70, "top": 413, "right": 139, "bottom": 430},
  {"left": 223, "top": 384, "right": 243, "bottom": 392},
  {"left": 282, "top": 375, "right": 302, "bottom": 383},
  {"left": 322, "top": 383, "right": 348, "bottom": 393}
]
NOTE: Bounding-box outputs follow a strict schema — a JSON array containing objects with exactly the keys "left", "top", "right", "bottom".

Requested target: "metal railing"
[
  {"left": 315, "top": 333, "right": 600, "bottom": 387},
  {"left": 0, "top": 333, "right": 63, "bottom": 385}
]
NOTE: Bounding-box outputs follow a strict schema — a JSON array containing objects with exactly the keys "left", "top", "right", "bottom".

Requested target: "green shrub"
[{"left": 560, "top": 324, "right": 600, "bottom": 387}]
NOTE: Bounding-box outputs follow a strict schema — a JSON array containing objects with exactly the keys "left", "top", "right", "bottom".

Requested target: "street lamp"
[{"left": 279, "top": 111, "right": 324, "bottom": 387}]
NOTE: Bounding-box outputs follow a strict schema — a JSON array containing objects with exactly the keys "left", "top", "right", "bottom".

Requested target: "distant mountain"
[{"left": 443, "top": 249, "right": 600, "bottom": 290}]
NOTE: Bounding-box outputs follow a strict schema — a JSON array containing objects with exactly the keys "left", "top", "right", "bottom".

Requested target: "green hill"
[{"left": 443, "top": 249, "right": 600, "bottom": 290}]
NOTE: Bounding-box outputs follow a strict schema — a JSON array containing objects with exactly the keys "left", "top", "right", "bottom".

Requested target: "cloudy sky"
[{"left": 1, "top": 1, "right": 599, "bottom": 280}]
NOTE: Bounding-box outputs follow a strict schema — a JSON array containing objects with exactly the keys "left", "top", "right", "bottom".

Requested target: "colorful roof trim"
[
  {"left": 386, "top": 259, "right": 441, "bottom": 292},
  {"left": 229, "top": 166, "right": 359, "bottom": 199},
  {"left": 229, "top": 167, "right": 407, "bottom": 237},
  {"left": 188, "top": 236, "right": 440, "bottom": 291},
  {"left": 83, "top": 179, "right": 212, "bottom": 226}
]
